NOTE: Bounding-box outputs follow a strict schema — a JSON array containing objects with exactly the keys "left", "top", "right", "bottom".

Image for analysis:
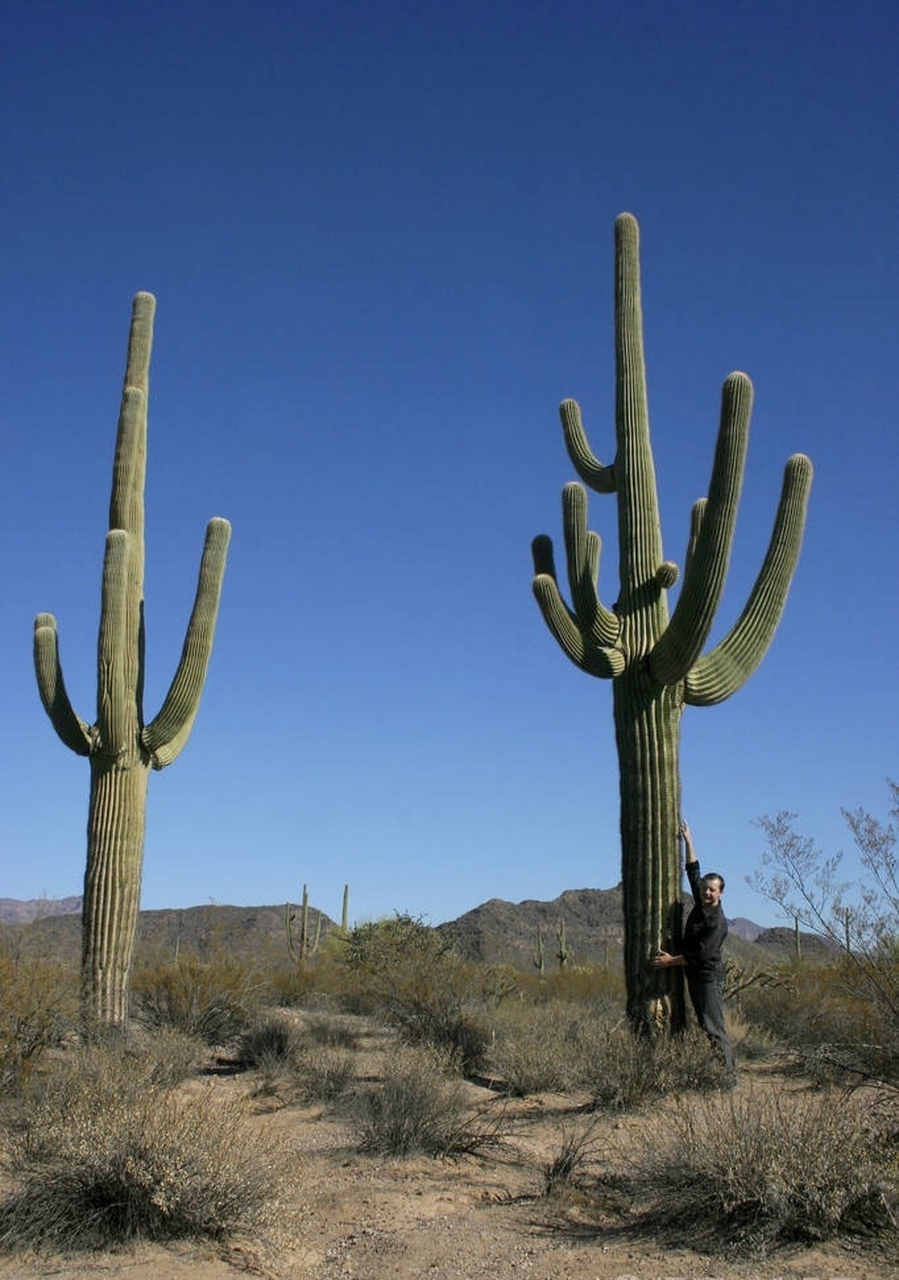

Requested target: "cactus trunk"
[
  {"left": 614, "top": 672, "right": 686, "bottom": 1028},
  {"left": 83, "top": 756, "right": 150, "bottom": 1022}
]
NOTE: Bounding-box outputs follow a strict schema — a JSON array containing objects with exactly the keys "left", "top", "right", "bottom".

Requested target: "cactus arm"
[
  {"left": 562, "top": 482, "right": 621, "bottom": 647},
  {"left": 559, "top": 399, "right": 616, "bottom": 493},
  {"left": 683, "top": 498, "right": 706, "bottom": 579},
  {"left": 141, "top": 517, "right": 231, "bottom": 768},
  {"left": 532, "top": 528, "right": 625, "bottom": 678},
  {"left": 96, "top": 530, "right": 133, "bottom": 755},
  {"left": 33, "top": 614, "right": 92, "bottom": 756},
  {"left": 649, "top": 373, "right": 752, "bottom": 686},
  {"left": 684, "top": 453, "right": 813, "bottom": 706}
]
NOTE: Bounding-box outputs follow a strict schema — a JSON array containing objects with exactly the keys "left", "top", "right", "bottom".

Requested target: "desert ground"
[{"left": 0, "top": 1015, "right": 893, "bottom": 1280}]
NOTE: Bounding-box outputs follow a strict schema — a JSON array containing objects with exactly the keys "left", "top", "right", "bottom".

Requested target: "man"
[{"left": 651, "top": 818, "right": 734, "bottom": 1076}]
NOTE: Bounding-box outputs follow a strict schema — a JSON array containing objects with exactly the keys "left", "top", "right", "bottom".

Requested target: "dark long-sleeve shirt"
[{"left": 683, "top": 860, "right": 728, "bottom": 977}]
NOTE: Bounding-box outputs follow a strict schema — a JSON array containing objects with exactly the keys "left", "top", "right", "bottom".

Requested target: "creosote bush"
[
  {"left": 350, "top": 1045, "right": 507, "bottom": 1158},
  {"left": 0, "top": 1044, "right": 289, "bottom": 1253},
  {"left": 339, "top": 914, "right": 502, "bottom": 1075},
  {"left": 130, "top": 947, "right": 263, "bottom": 1045},
  {"left": 236, "top": 1010, "right": 356, "bottom": 1104},
  {"left": 624, "top": 1087, "right": 898, "bottom": 1252},
  {"left": 0, "top": 947, "right": 77, "bottom": 1095}
]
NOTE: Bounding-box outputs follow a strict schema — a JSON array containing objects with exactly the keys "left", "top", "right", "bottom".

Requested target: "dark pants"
[{"left": 686, "top": 970, "right": 734, "bottom": 1074}]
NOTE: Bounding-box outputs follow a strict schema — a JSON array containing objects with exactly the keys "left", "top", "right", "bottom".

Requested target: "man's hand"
[
  {"left": 680, "top": 817, "right": 697, "bottom": 865},
  {"left": 651, "top": 950, "right": 685, "bottom": 969}
]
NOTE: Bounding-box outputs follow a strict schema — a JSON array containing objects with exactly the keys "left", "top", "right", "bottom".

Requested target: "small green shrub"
[
  {"left": 350, "top": 1046, "right": 506, "bottom": 1158},
  {"left": 0, "top": 1046, "right": 288, "bottom": 1252}
]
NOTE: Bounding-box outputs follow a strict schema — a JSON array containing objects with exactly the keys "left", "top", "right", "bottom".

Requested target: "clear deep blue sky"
[{"left": 2, "top": 1, "right": 897, "bottom": 929}]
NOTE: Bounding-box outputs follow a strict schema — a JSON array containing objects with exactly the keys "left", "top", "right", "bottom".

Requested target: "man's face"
[{"left": 700, "top": 876, "right": 723, "bottom": 907}]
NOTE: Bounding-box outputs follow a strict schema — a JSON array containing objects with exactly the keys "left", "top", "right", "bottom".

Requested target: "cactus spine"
[
  {"left": 531, "top": 214, "right": 812, "bottom": 1031},
  {"left": 33, "top": 294, "right": 231, "bottom": 1026}
]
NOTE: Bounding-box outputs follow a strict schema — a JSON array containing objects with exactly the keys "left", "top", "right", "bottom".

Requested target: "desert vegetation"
[{"left": 1, "top": 897, "right": 896, "bottom": 1276}]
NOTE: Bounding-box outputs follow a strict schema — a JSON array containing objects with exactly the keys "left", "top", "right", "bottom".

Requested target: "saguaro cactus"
[
  {"left": 33, "top": 293, "right": 230, "bottom": 1025},
  {"left": 531, "top": 215, "right": 812, "bottom": 1031}
]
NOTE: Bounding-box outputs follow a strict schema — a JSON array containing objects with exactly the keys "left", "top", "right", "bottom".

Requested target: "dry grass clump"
[
  {"left": 0, "top": 1043, "right": 289, "bottom": 1253},
  {"left": 350, "top": 1045, "right": 507, "bottom": 1158},
  {"left": 623, "top": 1087, "right": 897, "bottom": 1253},
  {"left": 542, "top": 1116, "right": 608, "bottom": 1196},
  {"left": 130, "top": 947, "right": 263, "bottom": 1046}
]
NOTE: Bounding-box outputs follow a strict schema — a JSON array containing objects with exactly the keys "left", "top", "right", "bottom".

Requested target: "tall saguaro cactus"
[
  {"left": 33, "top": 293, "right": 231, "bottom": 1025},
  {"left": 531, "top": 215, "right": 812, "bottom": 1031}
]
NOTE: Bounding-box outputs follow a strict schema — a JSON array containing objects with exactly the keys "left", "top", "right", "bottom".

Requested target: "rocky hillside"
[{"left": 2, "top": 890, "right": 808, "bottom": 971}]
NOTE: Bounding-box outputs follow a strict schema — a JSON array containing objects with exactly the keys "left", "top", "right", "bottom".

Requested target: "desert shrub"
[
  {"left": 235, "top": 1010, "right": 305, "bottom": 1071},
  {"left": 579, "top": 1024, "right": 727, "bottom": 1110},
  {"left": 236, "top": 1010, "right": 356, "bottom": 1104},
  {"left": 124, "top": 1025, "right": 207, "bottom": 1087},
  {"left": 350, "top": 1046, "right": 506, "bottom": 1158},
  {"left": 338, "top": 914, "right": 498, "bottom": 1075},
  {"left": 488, "top": 1001, "right": 727, "bottom": 1103},
  {"left": 302, "top": 1010, "right": 364, "bottom": 1049},
  {"left": 626, "top": 1087, "right": 897, "bottom": 1252},
  {"left": 130, "top": 947, "right": 263, "bottom": 1046},
  {"left": 488, "top": 1001, "right": 604, "bottom": 1096},
  {"left": 0, "top": 946, "right": 78, "bottom": 1095},
  {"left": 518, "top": 965, "right": 626, "bottom": 1012},
  {"left": 739, "top": 956, "right": 899, "bottom": 1086},
  {"left": 0, "top": 1045, "right": 288, "bottom": 1252}
]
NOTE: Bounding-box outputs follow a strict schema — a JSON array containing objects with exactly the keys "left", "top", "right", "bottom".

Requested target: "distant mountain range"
[
  {"left": 0, "top": 896, "right": 82, "bottom": 925},
  {"left": 0, "top": 889, "right": 827, "bottom": 967}
]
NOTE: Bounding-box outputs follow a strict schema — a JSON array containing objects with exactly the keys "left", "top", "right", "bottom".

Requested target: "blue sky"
[{"left": 2, "top": 1, "right": 896, "bottom": 931}]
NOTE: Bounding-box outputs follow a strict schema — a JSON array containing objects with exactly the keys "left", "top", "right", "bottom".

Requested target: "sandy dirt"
[{"left": 0, "top": 1023, "right": 894, "bottom": 1280}]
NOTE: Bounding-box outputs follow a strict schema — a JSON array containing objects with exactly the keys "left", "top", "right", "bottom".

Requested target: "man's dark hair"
[{"left": 701, "top": 872, "right": 725, "bottom": 892}]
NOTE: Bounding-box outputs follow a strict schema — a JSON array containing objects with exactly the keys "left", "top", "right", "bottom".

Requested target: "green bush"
[{"left": 0, "top": 1045, "right": 288, "bottom": 1252}]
